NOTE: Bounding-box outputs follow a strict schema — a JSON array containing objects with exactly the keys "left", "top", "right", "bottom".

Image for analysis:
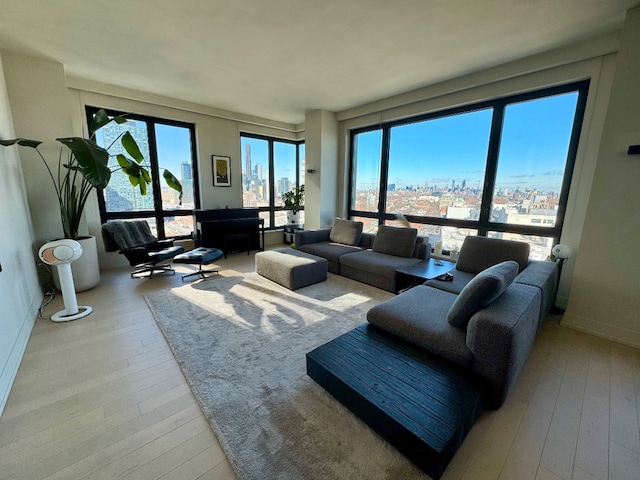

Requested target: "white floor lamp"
[{"left": 39, "top": 239, "right": 93, "bottom": 322}]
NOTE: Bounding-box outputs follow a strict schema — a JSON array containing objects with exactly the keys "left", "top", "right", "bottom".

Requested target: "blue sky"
[
  {"left": 154, "top": 124, "right": 192, "bottom": 179},
  {"left": 356, "top": 91, "right": 579, "bottom": 193}
]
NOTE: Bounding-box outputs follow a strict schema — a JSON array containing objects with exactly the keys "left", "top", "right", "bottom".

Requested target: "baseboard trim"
[
  {"left": 0, "top": 294, "right": 39, "bottom": 416},
  {"left": 561, "top": 313, "right": 640, "bottom": 349}
]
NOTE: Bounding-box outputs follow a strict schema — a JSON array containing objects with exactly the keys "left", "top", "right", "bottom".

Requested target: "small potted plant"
[{"left": 282, "top": 184, "right": 304, "bottom": 224}]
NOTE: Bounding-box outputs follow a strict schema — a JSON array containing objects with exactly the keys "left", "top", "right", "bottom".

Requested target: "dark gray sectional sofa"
[
  {"left": 367, "top": 235, "right": 558, "bottom": 408},
  {"left": 296, "top": 220, "right": 431, "bottom": 293},
  {"left": 298, "top": 220, "right": 558, "bottom": 407}
]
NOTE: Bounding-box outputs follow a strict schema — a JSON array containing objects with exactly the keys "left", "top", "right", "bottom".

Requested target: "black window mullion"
[
  {"left": 478, "top": 105, "right": 505, "bottom": 236},
  {"left": 378, "top": 126, "right": 391, "bottom": 225},
  {"left": 145, "top": 120, "right": 165, "bottom": 239},
  {"left": 268, "top": 139, "right": 275, "bottom": 228}
]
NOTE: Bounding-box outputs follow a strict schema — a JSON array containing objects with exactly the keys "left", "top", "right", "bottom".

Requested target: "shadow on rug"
[{"left": 144, "top": 272, "right": 430, "bottom": 480}]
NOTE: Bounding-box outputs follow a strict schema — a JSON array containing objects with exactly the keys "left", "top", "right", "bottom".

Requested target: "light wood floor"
[{"left": 1, "top": 249, "right": 639, "bottom": 480}]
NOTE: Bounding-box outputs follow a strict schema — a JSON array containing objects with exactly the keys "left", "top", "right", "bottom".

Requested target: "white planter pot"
[
  {"left": 287, "top": 211, "right": 300, "bottom": 224},
  {"left": 53, "top": 235, "right": 100, "bottom": 292}
]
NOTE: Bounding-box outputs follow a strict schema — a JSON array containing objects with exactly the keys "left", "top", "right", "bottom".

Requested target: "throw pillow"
[
  {"left": 329, "top": 218, "right": 364, "bottom": 246},
  {"left": 447, "top": 260, "right": 519, "bottom": 328},
  {"left": 372, "top": 225, "right": 418, "bottom": 258}
]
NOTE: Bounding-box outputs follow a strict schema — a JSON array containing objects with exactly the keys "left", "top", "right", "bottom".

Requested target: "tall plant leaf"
[
  {"left": 89, "top": 109, "right": 128, "bottom": 134},
  {"left": 163, "top": 170, "right": 183, "bottom": 202},
  {"left": 57, "top": 137, "right": 111, "bottom": 189},
  {"left": 0, "top": 138, "right": 43, "bottom": 148},
  {"left": 121, "top": 132, "right": 144, "bottom": 163}
]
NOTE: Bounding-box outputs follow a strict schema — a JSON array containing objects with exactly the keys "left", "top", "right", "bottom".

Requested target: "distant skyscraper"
[
  {"left": 245, "top": 143, "right": 252, "bottom": 182},
  {"left": 100, "top": 120, "right": 154, "bottom": 211},
  {"left": 181, "top": 161, "right": 192, "bottom": 181}
]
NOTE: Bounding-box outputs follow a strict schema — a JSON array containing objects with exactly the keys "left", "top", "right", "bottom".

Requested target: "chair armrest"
[
  {"left": 156, "top": 239, "right": 175, "bottom": 248},
  {"left": 466, "top": 283, "right": 541, "bottom": 408},
  {"left": 295, "top": 228, "right": 331, "bottom": 247}
]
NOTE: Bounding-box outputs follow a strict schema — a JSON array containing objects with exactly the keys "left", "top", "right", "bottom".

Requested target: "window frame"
[
  {"left": 347, "top": 80, "right": 590, "bottom": 249},
  {"left": 240, "top": 132, "right": 305, "bottom": 229},
  {"left": 86, "top": 106, "right": 200, "bottom": 240}
]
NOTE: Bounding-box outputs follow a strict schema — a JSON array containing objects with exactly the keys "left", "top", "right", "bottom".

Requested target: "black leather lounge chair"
[{"left": 101, "top": 220, "right": 185, "bottom": 278}]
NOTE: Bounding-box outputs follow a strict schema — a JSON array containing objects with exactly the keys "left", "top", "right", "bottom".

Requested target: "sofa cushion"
[
  {"left": 340, "top": 249, "right": 422, "bottom": 277},
  {"left": 329, "top": 218, "right": 363, "bottom": 246},
  {"left": 372, "top": 225, "right": 417, "bottom": 258},
  {"left": 367, "top": 285, "right": 472, "bottom": 367},
  {"left": 425, "top": 269, "right": 476, "bottom": 295},
  {"left": 456, "top": 236, "right": 530, "bottom": 274},
  {"left": 297, "top": 241, "right": 363, "bottom": 274},
  {"left": 447, "top": 260, "right": 519, "bottom": 328}
]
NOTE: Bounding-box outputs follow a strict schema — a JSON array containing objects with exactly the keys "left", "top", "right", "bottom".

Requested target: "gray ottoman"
[{"left": 256, "top": 248, "right": 328, "bottom": 290}]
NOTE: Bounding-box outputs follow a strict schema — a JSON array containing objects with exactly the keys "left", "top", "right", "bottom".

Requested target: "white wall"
[
  {"left": 1, "top": 51, "right": 75, "bottom": 245},
  {"left": 0, "top": 51, "right": 42, "bottom": 415},
  {"left": 304, "top": 110, "right": 339, "bottom": 229},
  {"left": 562, "top": 6, "right": 640, "bottom": 347}
]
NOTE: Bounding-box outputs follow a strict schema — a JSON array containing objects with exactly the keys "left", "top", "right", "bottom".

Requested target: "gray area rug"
[{"left": 144, "top": 272, "right": 430, "bottom": 480}]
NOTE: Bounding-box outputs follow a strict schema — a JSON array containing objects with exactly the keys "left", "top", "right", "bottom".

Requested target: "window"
[
  {"left": 349, "top": 81, "right": 589, "bottom": 260},
  {"left": 240, "top": 134, "right": 305, "bottom": 228},
  {"left": 88, "top": 107, "right": 199, "bottom": 239}
]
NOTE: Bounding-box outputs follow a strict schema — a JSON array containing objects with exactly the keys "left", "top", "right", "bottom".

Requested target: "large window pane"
[
  {"left": 488, "top": 231, "right": 554, "bottom": 261},
  {"left": 351, "top": 216, "right": 379, "bottom": 234},
  {"left": 386, "top": 109, "right": 492, "bottom": 220},
  {"left": 155, "top": 124, "right": 194, "bottom": 211},
  {"left": 274, "top": 141, "right": 297, "bottom": 227},
  {"left": 298, "top": 143, "right": 306, "bottom": 189},
  {"left": 241, "top": 135, "right": 304, "bottom": 229},
  {"left": 241, "top": 137, "right": 270, "bottom": 209},
  {"left": 96, "top": 119, "right": 152, "bottom": 213},
  {"left": 492, "top": 92, "right": 579, "bottom": 228},
  {"left": 352, "top": 129, "right": 382, "bottom": 213}
]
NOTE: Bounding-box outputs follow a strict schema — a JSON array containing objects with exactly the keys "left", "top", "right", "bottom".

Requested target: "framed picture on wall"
[{"left": 212, "top": 155, "right": 231, "bottom": 187}]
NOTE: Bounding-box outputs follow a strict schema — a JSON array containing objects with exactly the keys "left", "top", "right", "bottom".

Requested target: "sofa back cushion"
[
  {"left": 456, "top": 236, "right": 530, "bottom": 274},
  {"left": 329, "top": 218, "right": 363, "bottom": 246},
  {"left": 372, "top": 225, "right": 417, "bottom": 258},
  {"left": 447, "top": 260, "right": 519, "bottom": 328}
]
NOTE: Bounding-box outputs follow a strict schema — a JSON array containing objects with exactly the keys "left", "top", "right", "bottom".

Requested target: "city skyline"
[{"left": 354, "top": 91, "right": 579, "bottom": 194}]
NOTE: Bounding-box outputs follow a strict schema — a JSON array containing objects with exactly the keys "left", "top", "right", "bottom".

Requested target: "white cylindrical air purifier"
[{"left": 39, "top": 239, "right": 93, "bottom": 322}]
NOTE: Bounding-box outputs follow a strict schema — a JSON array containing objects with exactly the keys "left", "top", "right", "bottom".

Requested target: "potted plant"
[
  {"left": 282, "top": 184, "right": 304, "bottom": 224},
  {"left": 1, "top": 108, "right": 182, "bottom": 290}
]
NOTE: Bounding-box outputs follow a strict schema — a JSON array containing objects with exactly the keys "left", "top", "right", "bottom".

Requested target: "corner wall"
[
  {"left": 0, "top": 51, "right": 42, "bottom": 415},
  {"left": 562, "top": 6, "right": 640, "bottom": 347}
]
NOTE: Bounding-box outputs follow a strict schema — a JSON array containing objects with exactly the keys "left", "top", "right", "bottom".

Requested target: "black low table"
[{"left": 306, "top": 324, "right": 485, "bottom": 479}]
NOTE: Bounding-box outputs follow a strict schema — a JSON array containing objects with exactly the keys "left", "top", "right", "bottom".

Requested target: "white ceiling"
[{"left": 0, "top": 0, "right": 637, "bottom": 124}]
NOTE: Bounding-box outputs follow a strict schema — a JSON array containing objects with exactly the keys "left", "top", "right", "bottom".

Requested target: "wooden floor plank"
[
  {"left": 539, "top": 329, "right": 590, "bottom": 480},
  {"left": 574, "top": 336, "right": 611, "bottom": 480},
  {"left": 498, "top": 327, "right": 572, "bottom": 480},
  {"left": 610, "top": 343, "right": 640, "bottom": 455}
]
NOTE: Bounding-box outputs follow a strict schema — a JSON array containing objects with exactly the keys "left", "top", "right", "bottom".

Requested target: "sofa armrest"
[
  {"left": 465, "top": 283, "right": 541, "bottom": 409},
  {"left": 514, "top": 260, "right": 558, "bottom": 321},
  {"left": 359, "top": 232, "right": 375, "bottom": 249},
  {"left": 413, "top": 237, "right": 431, "bottom": 260},
  {"left": 295, "top": 228, "right": 331, "bottom": 247}
]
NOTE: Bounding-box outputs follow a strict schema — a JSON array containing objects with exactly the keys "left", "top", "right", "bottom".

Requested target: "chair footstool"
[{"left": 173, "top": 247, "right": 224, "bottom": 281}]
